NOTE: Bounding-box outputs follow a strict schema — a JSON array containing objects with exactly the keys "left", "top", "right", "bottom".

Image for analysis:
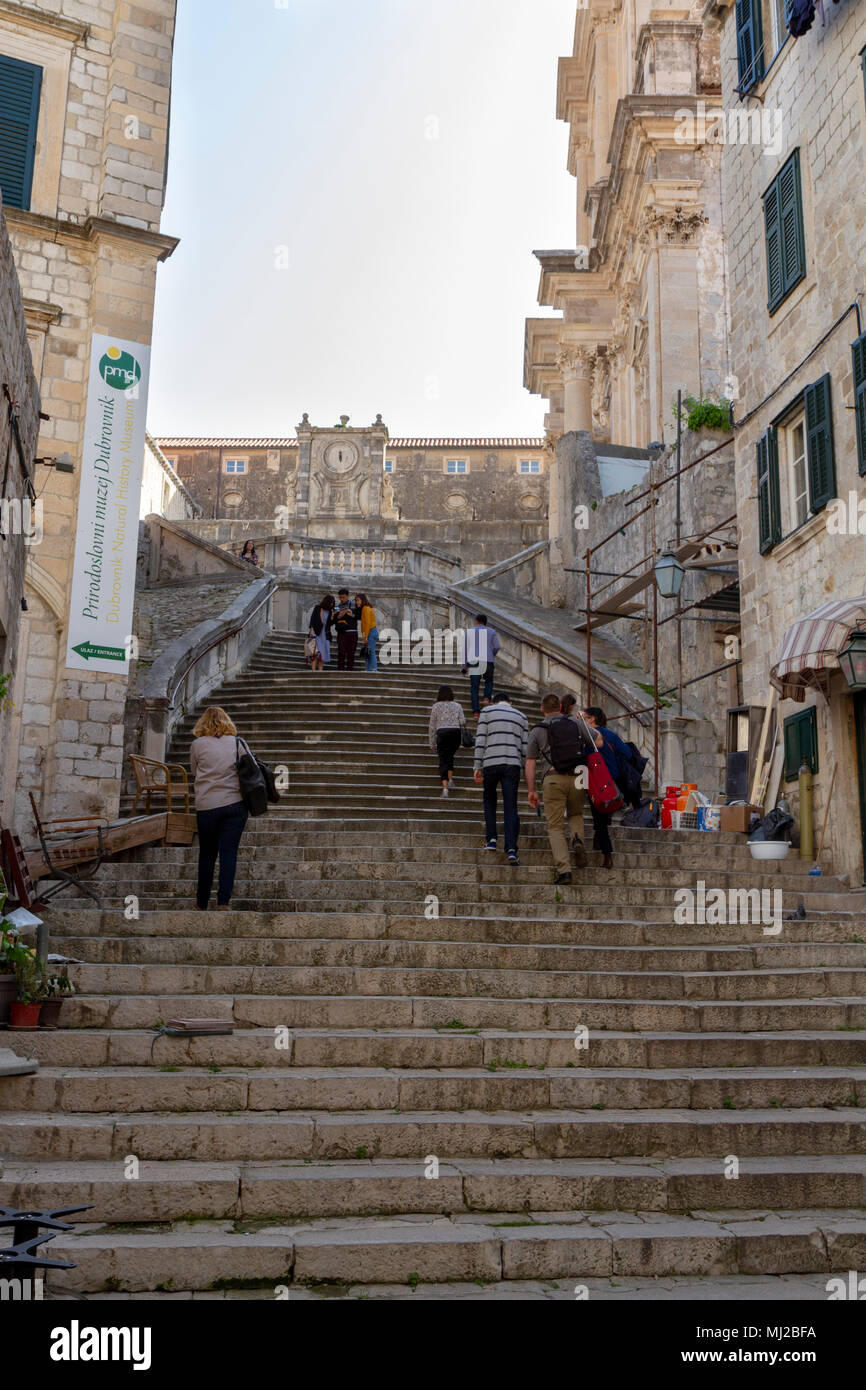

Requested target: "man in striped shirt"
[{"left": 473, "top": 692, "right": 529, "bottom": 866}]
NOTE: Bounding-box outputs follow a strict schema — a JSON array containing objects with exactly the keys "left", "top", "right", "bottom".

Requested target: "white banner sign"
[{"left": 66, "top": 334, "right": 151, "bottom": 675}]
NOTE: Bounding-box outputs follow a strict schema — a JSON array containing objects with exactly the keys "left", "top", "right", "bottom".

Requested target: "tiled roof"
[
  {"left": 155, "top": 437, "right": 546, "bottom": 451},
  {"left": 388, "top": 439, "right": 546, "bottom": 450},
  {"left": 156, "top": 439, "right": 299, "bottom": 449}
]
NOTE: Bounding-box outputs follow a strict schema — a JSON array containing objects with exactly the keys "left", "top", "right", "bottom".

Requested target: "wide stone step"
[
  {"left": 63, "top": 961, "right": 866, "bottom": 1002},
  {"left": 58, "top": 991, "right": 866, "bottom": 1032},
  {"left": 6, "top": 1156, "right": 866, "bottom": 1224},
  {"left": 4, "top": 1107, "right": 866, "bottom": 1162},
  {"left": 39, "top": 1208, "right": 866, "bottom": 1291},
  {"left": 45, "top": 908, "right": 866, "bottom": 946},
  {"left": 4, "top": 1065, "right": 865, "bottom": 1114},
  {"left": 49, "top": 935, "right": 866, "bottom": 972},
  {"left": 18, "top": 1027, "right": 866, "bottom": 1071}
]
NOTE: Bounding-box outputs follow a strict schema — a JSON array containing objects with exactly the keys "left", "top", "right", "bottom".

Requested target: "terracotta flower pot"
[
  {"left": 0, "top": 973, "right": 15, "bottom": 1024},
  {"left": 9, "top": 1001, "right": 41, "bottom": 1028},
  {"left": 39, "top": 998, "right": 64, "bottom": 1028}
]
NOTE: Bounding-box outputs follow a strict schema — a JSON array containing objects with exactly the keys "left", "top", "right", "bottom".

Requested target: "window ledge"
[{"left": 772, "top": 509, "right": 826, "bottom": 561}]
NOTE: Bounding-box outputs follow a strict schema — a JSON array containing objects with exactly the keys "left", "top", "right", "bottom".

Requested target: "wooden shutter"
[
  {"left": 765, "top": 152, "right": 806, "bottom": 312},
  {"left": 764, "top": 179, "right": 783, "bottom": 311},
  {"left": 0, "top": 55, "right": 42, "bottom": 211},
  {"left": 804, "top": 373, "right": 835, "bottom": 512},
  {"left": 736, "top": 0, "right": 764, "bottom": 93},
  {"left": 757, "top": 429, "right": 781, "bottom": 554},
  {"left": 852, "top": 333, "right": 866, "bottom": 476},
  {"left": 779, "top": 151, "right": 805, "bottom": 296}
]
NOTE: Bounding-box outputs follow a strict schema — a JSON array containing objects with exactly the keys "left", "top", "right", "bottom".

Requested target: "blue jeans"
[
  {"left": 469, "top": 662, "right": 495, "bottom": 713},
  {"left": 366, "top": 627, "right": 379, "bottom": 671},
  {"left": 482, "top": 765, "right": 521, "bottom": 853},
  {"left": 196, "top": 801, "right": 248, "bottom": 908}
]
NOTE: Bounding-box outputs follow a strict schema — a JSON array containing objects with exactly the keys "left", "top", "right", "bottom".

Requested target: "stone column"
[
  {"left": 557, "top": 348, "right": 595, "bottom": 434},
  {"left": 294, "top": 414, "right": 313, "bottom": 534}
]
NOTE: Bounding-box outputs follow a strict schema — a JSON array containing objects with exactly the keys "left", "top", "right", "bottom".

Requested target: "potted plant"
[
  {"left": 38, "top": 972, "right": 75, "bottom": 1028},
  {"left": 10, "top": 948, "right": 43, "bottom": 1028},
  {"left": 0, "top": 923, "right": 26, "bottom": 1025}
]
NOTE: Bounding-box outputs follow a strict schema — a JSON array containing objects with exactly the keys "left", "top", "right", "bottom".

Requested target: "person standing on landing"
[
  {"left": 334, "top": 589, "right": 359, "bottom": 670},
  {"left": 190, "top": 706, "right": 249, "bottom": 912},
  {"left": 473, "top": 691, "right": 528, "bottom": 866},
  {"left": 526, "top": 694, "right": 600, "bottom": 885},
  {"left": 308, "top": 594, "right": 335, "bottom": 672},
  {"left": 356, "top": 592, "right": 379, "bottom": 672},
  {"left": 462, "top": 614, "right": 501, "bottom": 718},
  {"left": 429, "top": 684, "right": 466, "bottom": 798}
]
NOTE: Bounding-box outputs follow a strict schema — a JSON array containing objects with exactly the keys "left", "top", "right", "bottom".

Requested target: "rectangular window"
[
  {"left": 770, "top": 0, "right": 788, "bottom": 54},
  {"left": 0, "top": 54, "right": 43, "bottom": 212},
  {"left": 735, "top": 0, "right": 764, "bottom": 94},
  {"left": 224, "top": 459, "right": 247, "bottom": 474},
  {"left": 759, "top": 374, "right": 836, "bottom": 552},
  {"left": 383, "top": 458, "right": 393, "bottom": 474},
  {"left": 784, "top": 706, "right": 818, "bottom": 782},
  {"left": 764, "top": 149, "right": 806, "bottom": 314},
  {"left": 445, "top": 459, "right": 468, "bottom": 475},
  {"left": 520, "top": 460, "right": 541, "bottom": 474},
  {"left": 781, "top": 414, "right": 808, "bottom": 530}
]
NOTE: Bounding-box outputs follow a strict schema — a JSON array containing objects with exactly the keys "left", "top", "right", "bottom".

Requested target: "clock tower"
[{"left": 293, "top": 413, "right": 396, "bottom": 540}]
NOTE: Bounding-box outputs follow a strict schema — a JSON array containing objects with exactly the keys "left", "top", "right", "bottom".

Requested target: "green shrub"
[{"left": 672, "top": 394, "right": 733, "bottom": 434}]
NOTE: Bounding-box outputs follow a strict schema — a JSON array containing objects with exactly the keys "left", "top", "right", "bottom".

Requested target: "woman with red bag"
[{"left": 578, "top": 706, "right": 627, "bottom": 870}]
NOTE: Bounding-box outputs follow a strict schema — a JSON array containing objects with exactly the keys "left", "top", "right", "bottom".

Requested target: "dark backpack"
[{"left": 543, "top": 716, "right": 590, "bottom": 775}]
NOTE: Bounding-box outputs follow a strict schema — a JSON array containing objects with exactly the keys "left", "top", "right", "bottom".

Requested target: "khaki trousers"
[{"left": 543, "top": 772, "right": 586, "bottom": 875}]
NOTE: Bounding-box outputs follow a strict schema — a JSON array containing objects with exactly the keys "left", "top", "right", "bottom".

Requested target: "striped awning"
[{"left": 770, "top": 597, "right": 866, "bottom": 701}]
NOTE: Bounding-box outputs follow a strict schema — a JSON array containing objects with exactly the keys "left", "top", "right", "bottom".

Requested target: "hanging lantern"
[
  {"left": 837, "top": 627, "right": 866, "bottom": 691},
  {"left": 654, "top": 550, "right": 685, "bottom": 599}
]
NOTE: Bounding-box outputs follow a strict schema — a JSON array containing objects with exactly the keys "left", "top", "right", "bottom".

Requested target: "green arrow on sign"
[{"left": 72, "top": 642, "right": 127, "bottom": 663}]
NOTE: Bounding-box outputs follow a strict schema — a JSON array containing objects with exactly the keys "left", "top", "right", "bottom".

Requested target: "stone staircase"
[{"left": 3, "top": 630, "right": 866, "bottom": 1300}]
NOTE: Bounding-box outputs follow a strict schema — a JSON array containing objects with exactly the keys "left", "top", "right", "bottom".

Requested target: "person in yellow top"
[{"left": 355, "top": 592, "right": 379, "bottom": 672}]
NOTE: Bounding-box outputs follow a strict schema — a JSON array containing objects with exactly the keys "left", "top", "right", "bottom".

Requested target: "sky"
[{"left": 147, "top": 0, "right": 577, "bottom": 440}]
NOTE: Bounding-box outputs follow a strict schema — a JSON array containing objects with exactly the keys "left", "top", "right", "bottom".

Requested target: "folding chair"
[{"left": 28, "top": 793, "right": 109, "bottom": 906}]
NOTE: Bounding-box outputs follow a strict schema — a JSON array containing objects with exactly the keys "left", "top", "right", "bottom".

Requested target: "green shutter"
[
  {"left": 765, "top": 151, "right": 806, "bottom": 313},
  {"left": 0, "top": 54, "right": 42, "bottom": 212},
  {"left": 804, "top": 373, "right": 835, "bottom": 511},
  {"left": 757, "top": 429, "right": 781, "bottom": 554},
  {"left": 784, "top": 708, "right": 818, "bottom": 782},
  {"left": 853, "top": 333, "right": 866, "bottom": 476},
  {"left": 736, "top": 0, "right": 764, "bottom": 93},
  {"left": 764, "top": 180, "right": 783, "bottom": 311}
]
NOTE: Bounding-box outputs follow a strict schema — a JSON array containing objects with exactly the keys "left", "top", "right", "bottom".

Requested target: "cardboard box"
[{"left": 720, "top": 803, "right": 762, "bottom": 833}]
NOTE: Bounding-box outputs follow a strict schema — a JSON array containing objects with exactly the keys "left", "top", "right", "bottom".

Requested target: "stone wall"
[
  {"left": 717, "top": 0, "right": 866, "bottom": 880},
  {"left": 158, "top": 438, "right": 549, "bottom": 570},
  {"left": 1, "top": 0, "right": 178, "bottom": 827},
  {"left": 0, "top": 202, "right": 41, "bottom": 826}
]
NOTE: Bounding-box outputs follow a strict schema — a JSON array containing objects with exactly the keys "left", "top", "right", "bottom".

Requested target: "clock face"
[{"left": 323, "top": 441, "right": 359, "bottom": 474}]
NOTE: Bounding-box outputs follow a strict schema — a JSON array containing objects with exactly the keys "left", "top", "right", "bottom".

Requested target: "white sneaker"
[{"left": 441, "top": 787, "right": 450, "bottom": 798}]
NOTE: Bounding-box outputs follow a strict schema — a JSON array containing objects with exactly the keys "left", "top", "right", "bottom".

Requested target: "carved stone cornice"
[{"left": 638, "top": 204, "right": 708, "bottom": 247}]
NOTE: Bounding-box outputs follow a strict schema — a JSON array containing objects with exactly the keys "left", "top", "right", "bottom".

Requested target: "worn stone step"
[
  {"left": 58, "top": 991, "right": 866, "bottom": 1033},
  {"left": 3, "top": 1065, "right": 865, "bottom": 1115},
  {"left": 44, "top": 908, "right": 866, "bottom": 946},
  {"left": 49, "top": 935, "right": 866, "bottom": 973},
  {"left": 18, "top": 1027, "right": 866, "bottom": 1072},
  {"left": 43, "top": 1208, "right": 866, "bottom": 1292},
  {"left": 6, "top": 1156, "right": 866, "bottom": 1225},
  {"left": 4, "top": 1107, "right": 866, "bottom": 1162},
  {"left": 64, "top": 961, "right": 866, "bottom": 1002}
]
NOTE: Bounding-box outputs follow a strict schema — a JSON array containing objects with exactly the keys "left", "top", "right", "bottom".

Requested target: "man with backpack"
[{"left": 526, "top": 694, "right": 601, "bottom": 885}]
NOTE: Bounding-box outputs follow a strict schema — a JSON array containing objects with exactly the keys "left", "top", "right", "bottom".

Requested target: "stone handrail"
[
  {"left": 137, "top": 574, "right": 276, "bottom": 761},
  {"left": 215, "top": 533, "right": 464, "bottom": 586}
]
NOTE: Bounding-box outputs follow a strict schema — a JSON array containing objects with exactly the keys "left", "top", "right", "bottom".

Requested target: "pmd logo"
[{"left": 98, "top": 345, "right": 141, "bottom": 392}]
